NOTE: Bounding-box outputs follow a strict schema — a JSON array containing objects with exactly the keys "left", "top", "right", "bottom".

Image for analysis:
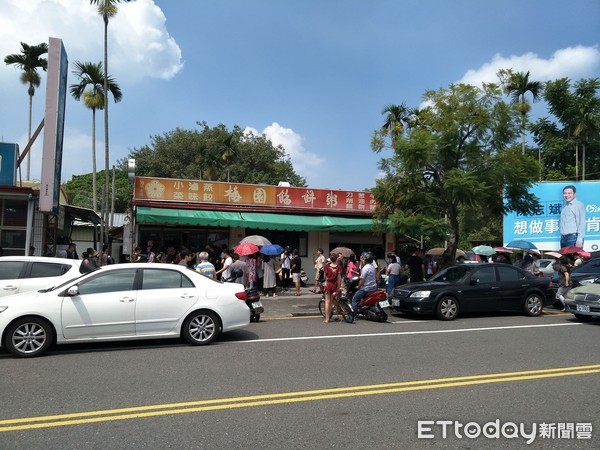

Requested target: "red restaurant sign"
[{"left": 134, "top": 177, "right": 376, "bottom": 213}]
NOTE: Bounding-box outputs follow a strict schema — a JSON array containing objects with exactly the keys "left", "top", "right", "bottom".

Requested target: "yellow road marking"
[{"left": 1, "top": 364, "right": 598, "bottom": 432}]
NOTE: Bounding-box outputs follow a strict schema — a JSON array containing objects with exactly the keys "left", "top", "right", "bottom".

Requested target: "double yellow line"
[{"left": 1, "top": 364, "right": 599, "bottom": 432}]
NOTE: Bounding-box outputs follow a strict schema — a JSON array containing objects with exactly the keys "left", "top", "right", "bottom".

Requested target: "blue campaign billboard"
[{"left": 503, "top": 181, "right": 600, "bottom": 252}]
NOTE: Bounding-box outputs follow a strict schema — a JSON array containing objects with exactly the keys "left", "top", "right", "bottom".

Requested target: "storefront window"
[
  {"left": 1, "top": 229, "right": 26, "bottom": 249},
  {"left": 3, "top": 200, "right": 27, "bottom": 227}
]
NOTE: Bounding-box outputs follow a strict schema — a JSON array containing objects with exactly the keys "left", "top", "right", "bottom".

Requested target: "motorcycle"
[
  {"left": 245, "top": 287, "right": 264, "bottom": 322},
  {"left": 344, "top": 276, "right": 389, "bottom": 322}
]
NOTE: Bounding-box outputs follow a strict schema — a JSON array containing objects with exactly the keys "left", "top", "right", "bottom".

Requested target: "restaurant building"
[{"left": 132, "top": 177, "right": 395, "bottom": 280}]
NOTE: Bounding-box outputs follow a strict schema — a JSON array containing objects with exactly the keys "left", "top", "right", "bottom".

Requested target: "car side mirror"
[
  {"left": 470, "top": 279, "right": 479, "bottom": 286},
  {"left": 67, "top": 286, "right": 79, "bottom": 296}
]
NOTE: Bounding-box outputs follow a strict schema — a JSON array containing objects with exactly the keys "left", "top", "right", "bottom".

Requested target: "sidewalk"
[{"left": 257, "top": 285, "right": 323, "bottom": 318}]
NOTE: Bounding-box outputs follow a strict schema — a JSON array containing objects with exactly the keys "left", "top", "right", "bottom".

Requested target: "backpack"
[{"left": 230, "top": 267, "right": 244, "bottom": 280}]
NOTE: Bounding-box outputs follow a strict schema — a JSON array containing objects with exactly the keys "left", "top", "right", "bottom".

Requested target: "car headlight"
[
  {"left": 0, "top": 306, "right": 7, "bottom": 313},
  {"left": 565, "top": 291, "right": 574, "bottom": 300},
  {"left": 578, "top": 278, "right": 598, "bottom": 286},
  {"left": 410, "top": 290, "right": 431, "bottom": 298}
]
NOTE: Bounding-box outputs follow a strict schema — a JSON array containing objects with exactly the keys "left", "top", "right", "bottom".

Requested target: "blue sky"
[{"left": 1, "top": 0, "right": 599, "bottom": 191}]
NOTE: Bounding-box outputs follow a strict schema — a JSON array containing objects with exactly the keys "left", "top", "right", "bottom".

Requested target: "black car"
[
  {"left": 551, "top": 258, "right": 600, "bottom": 290},
  {"left": 390, "top": 263, "right": 555, "bottom": 320}
]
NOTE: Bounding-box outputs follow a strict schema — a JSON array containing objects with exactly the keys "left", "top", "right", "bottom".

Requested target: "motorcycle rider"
[{"left": 351, "top": 253, "right": 378, "bottom": 319}]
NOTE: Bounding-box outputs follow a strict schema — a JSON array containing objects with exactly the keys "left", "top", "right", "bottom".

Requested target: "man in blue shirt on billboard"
[{"left": 559, "top": 185, "right": 586, "bottom": 248}]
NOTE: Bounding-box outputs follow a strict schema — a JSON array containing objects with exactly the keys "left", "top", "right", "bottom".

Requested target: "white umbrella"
[{"left": 240, "top": 235, "right": 272, "bottom": 246}]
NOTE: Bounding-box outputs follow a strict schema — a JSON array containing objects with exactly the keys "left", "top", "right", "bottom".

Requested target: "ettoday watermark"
[{"left": 417, "top": 420, "right": 593, "bottom": 445}]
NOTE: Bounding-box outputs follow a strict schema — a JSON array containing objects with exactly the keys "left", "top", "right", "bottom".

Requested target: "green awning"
[{"left": 135, "top": 206, "right": 375, "bottom": 232}]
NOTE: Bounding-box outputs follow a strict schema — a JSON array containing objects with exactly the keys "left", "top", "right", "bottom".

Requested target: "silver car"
[{"left": 565, "top": 280, "right": 600, "bottom": 321}]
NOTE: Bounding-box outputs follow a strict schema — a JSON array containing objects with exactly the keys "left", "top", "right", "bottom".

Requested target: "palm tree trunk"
[
  {"left": 92, "top": 108, "right": 98, "bottom": 212},
  {"left": 103, "top": 16, "right": 110, "bottom": 247},
  {"left": 582, "top": 142, "right": 586, "bottom": 180},
  {"left": 575, "top": 144, "right": 579, "bottom": 180},
  {"left": 27, "top": 91, "right": 33, "bottom": 180}
]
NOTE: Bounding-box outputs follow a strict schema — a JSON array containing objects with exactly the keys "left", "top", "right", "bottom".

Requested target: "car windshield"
[{"left": 429, "top": 265, "right": 473, "bottom": 284}]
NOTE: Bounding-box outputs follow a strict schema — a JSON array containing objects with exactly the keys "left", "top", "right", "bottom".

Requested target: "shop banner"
[
  {"left": 134, "top": 177, "right": 376, "bottom": 214},
  {"left": 503, "top": 181, "right": 600, "bottom": 252}
]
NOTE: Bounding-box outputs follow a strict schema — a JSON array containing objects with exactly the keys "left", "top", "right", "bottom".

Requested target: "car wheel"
[
  {"left": 573, "top": 313, "right": 592, "bottom": 322},
  {"left": 182, "top": 310, "right": 220, "bottom": 345},
  {"left": 436, "top": 297, "right": 458, "bottom": 320},
  {"left": 4, "top": 317, "right": 54, "bottom": 358},
  {"left": 523, "top": 293, "right": 543, "bottom": 316},
  {"left": 251, "top": 313, "right": 261, "bottom": 322}
]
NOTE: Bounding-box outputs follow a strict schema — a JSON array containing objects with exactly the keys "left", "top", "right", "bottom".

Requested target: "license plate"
[
  {"left": 252, "top": 301, "right": 263, "bottom": 308},
  {"left": 392, "top": 299, "right": 400, "bottom": 307},
  {"left": 576, "top": 304, "right": 590, "bottom": 313},
  {"left": 379, "top": 300, "right": 390, "bottom": 308}
]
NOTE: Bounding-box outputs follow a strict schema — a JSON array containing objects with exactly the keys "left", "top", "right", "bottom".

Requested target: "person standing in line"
[
  {"left": 246, "top": 254, "right": 257, "bottom": 289},
  {"left": 229, "top": 253, "right": 248, "bottom": 285},
  {"left": 290, "top": 249, "right": 302, "bottom": 296},
  {"left": 406, "top": 248, "right": 425, "bottom": 282},
  {"left": 195, "top": 251, "right": 216, "bottom": 278},
  {"left": 256, "top": 253, "right": 265, "bottom": 293},
  {"left": 178, "top": 249, "right": 194, "bottom": 267},
  {"left": 322, "top": 252, "right": 343, "bottom": 323},
  {"left": 262, "top": 255, "right": 277, "bottom": 297},
  {"left": 310, "top": 248, "right": 326, "bottom": 293},
  {"left": 346, "top": 253, "right": 360, "bottom": 282},
  {"left": 555, "top": 255, "right": 573, "bottom": 311},
  {"left": 100, "top": 245, "right": 111, "bottom": 266},
  {"left": 66, "top": 243, "right": 78, "bottom": 260},
  {"left": 559, "top": 185, "right": 586, "bottom": 248},
  {"left": 216, "top": 249, "right": 232, "bottom": 281},
  {"left": 386, "top": 256, "right": 402, "bottom": 295},
  {"left": 280, "top": 246, "right": 292, "bottom": 290}
]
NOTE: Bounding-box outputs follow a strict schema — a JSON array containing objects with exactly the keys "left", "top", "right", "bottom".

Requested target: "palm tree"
[
  {"left": 381, "top": 102, "right": 410, "bottom": 148},
  {"left": 572, "top": 79, "right": 600, "bottom": 180},
  {"left": 500, "top": 69, "right": 542, "bottom": 154},
  {"left": 90, "top": 0, "right": 128, "bottom": 246},
  {"left": 70, "top": 61, "right": 122, "bottom": 211},
  {"left": 4, "top": 42, "right": 49, "bottom": 180}
]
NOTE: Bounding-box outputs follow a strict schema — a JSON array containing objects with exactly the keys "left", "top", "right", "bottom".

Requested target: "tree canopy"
[
  {"left": 372, "top": 82, "right": 540, "bottom": 268},
  {"left": 128, "top": 121, "right": 307, "bottom": 186}
]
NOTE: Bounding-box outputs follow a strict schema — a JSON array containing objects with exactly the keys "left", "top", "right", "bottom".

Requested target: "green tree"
[
  {"left": 532, "top": 78, "right": 600, "bottom": 181},
  {"left": 65, "top": 168, "right": 131, "bottom": 212},
  {"left": 4, "top": 41, "right": 49, "bottom": 180},
  {"left": 70, "top": 61, "right": 122, "bottom": 211},
  {"left": 499, "top": 69, "right": 542, "bottom": 155},
  {"left": 90, "top": 0, "right": 129, "bottom": 244},
  {"left": 128, "top": 122, "right": 306, "bottom": 186},
  {"left": 372, "top": 82, "right": 540, "bottom": 269}
]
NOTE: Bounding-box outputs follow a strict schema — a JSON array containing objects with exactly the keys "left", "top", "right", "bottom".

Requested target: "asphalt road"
[{"left": 0, "top": 311, "right": 598, "bottom": 449}]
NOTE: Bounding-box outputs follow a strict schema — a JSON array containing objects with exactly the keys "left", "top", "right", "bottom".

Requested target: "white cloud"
[
  {"left": 0, "top": 0, "right": 183, "bottom": 85},
  {"left": 459, "top": 46, "right": 600, "bottom": 85},
  {"left": 244, "top": 122, "right": 325, "bottom": 183}
]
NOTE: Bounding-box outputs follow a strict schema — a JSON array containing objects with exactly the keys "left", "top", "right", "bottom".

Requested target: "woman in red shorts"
[{"left": 322, "top": 252, "right": 342, "bottom": 323}]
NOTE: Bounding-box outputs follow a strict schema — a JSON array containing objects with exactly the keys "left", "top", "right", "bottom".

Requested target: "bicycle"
[{"left": 318, "top": 291, "right": 354, "bottom": 323}]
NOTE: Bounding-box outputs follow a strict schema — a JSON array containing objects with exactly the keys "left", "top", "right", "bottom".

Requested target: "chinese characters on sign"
[{"left": 134, "top": 177, "right": 376, "bottom": 213}]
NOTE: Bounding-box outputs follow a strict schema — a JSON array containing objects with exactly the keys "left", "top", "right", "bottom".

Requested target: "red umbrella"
[
  {"left": 577, "top": 250, "right": 591, "bottom": 258},
  {"left": 234, "top": 242, "right": 260, "bottom": 256},
  {"left": 493, "top": 246, "right": 513, "bottom": 254},
  {"left": 558, "top": 246, "right": 583, "bottom": 255}
]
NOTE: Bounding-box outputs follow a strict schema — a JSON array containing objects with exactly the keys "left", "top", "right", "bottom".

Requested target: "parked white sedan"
[
  {"left": 0, "top": 256, "right": 82, "bottom": 298},
  {"left": 0, "top": 263, "right": 250, "bottom": 357}
]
